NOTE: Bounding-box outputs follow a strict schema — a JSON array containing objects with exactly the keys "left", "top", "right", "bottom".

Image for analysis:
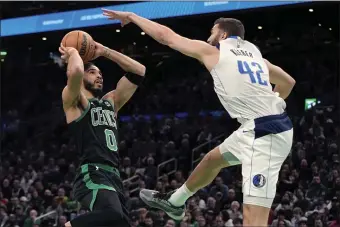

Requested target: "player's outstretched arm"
[
  {"left": 102, "top": 9, "right": 216, "bottom": 64},
  {"left": 59, "top": 44, "right": 84, "bottom": 110},
  {"left": 264, "top": 59, "right": 296, "bottom": 99},
  {"left": 95, "top": 42, "right": 146, "bottom": 112}
]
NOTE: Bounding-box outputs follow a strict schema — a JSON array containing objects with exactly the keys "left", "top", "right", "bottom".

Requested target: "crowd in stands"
[{"left": 1, "top": 7, "right": 340, "bottom": 227}]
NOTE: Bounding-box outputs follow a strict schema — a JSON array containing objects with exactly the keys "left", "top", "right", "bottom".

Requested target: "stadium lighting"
[
  {"left": 133, "top": 42, "right": 136, "bottom": 45},
  {"left": 258, "top": 26, "right": 262, "bottom": 30},
  {"left": 116, "top": 29, "right": 120, "bottom": 33},
  {"left": 329, "top": 28, "right": 332, "bottom": 31},
  {"left": 42, "top": 37, "right": 47, "bottom": 41},
  {"left": 318, "top": 23, "right": 322, "bottom": 27},
  {"left": 141, "top": 32, "right": 146, "bottom": 35},
  {"left": 309, "top": 9, "right": 313, "bottom": 12}
]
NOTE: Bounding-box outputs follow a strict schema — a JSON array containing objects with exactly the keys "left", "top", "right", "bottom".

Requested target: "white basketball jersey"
[{"left": 210, "top": 36, "right": 286, "bottom": 123}]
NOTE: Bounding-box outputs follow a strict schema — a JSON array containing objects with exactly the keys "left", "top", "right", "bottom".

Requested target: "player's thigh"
[
  {"left": 71, "top": 190, "right": 129, "bottom": 227},
  {"left": 242, "top": 129, "right": 293, "bottom": 201},
  {"left": 218, "top": 131, "right": 242, "bottom": 166},
  {"left": 93, "top": 189, "right": 124, "bottom": 213}
]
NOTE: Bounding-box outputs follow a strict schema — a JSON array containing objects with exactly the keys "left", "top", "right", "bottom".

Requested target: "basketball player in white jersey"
[{"left": 103, "top": 9, "right": 296, "bottom": 226}]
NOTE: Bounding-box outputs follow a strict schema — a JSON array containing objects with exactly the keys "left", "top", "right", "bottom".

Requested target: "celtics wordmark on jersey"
[{"left": 69, "top": 98, "right": 120, "bottom": 168}]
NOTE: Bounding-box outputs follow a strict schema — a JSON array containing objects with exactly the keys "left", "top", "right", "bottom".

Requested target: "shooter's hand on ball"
[
  {"left": 102, "top": 9, "right": 133, "bottom": 27},
  {"left": 59, "top": 43, "right": 78, "bottom": 63}
]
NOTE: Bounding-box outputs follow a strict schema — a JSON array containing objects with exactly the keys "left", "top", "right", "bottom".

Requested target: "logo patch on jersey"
[
  {"left": 105, "top": 101, "right": 111, "bottom": 107},
  {"left": 236, "top": 36, "right": 244, "bottom": 48},
  {"left": 252, "top": 174, "right": 266, "bottom": 188}
]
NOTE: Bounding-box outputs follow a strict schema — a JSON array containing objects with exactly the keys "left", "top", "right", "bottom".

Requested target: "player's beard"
[
  {"left": 84, "top": 79, "right": 102, "bottom": 98},
  {"left": 209, "top": 36, "right": 221, "bottom": 47},
  {"left": 209, "top": 31, "right": 225, "bottom": 46}
]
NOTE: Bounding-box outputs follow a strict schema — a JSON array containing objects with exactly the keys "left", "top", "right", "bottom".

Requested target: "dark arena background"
[{"left": 0, "top": 1, "right": 340, "bottom": 227}]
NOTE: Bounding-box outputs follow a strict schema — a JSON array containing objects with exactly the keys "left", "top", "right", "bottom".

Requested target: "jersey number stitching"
[
  {"left": 237, "top": 60, "right": 268, "bottom": 86},
  {"left": 104, "top": 129, "right": 118, "bottom": 152}
]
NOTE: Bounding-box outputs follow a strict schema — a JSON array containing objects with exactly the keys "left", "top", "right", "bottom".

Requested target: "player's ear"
[{"left": 221, "top": 32, "right": 227, "bottom": 40}]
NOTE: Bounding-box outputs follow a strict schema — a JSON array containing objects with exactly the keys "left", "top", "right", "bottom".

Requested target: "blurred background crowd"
[{"left": 1, "top": 1, "right": 339, "bottom": 227}]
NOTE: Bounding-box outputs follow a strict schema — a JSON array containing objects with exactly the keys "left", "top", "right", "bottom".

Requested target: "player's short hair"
[
  {"left": 84, "top": 62, "right": 96, "bottom": 72},
  {"left": 214, "top": 18, "right": 245, "bottom": 39}
]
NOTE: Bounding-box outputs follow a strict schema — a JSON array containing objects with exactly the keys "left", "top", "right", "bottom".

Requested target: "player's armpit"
[
  {"left": 103, "top": 76, "right": 140, "bottom": 112},
  {"left": 264, "top": 59, "right": 296, "bottom": 99},
  {"left": 62, "top": 86, "right": 82, "bottom": 110}
]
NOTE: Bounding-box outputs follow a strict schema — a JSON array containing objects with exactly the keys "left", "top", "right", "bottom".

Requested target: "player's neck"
[{"left": 82, "top": 89, "right": 97, "bottom": 100}]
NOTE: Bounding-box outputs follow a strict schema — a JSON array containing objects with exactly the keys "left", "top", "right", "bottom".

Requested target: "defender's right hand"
[{"left": 59, "top": 43, "right": 78, "bottom": 63}]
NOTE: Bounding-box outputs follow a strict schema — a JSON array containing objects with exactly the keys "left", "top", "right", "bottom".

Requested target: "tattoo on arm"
[{"left": 103, "top": 47, "right": 111, "bottom": 59}]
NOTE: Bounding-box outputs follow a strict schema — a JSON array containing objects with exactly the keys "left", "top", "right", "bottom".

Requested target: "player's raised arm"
[
  {"left": 264, "top": 59, "right": 296, "bottom": 99},
  {"left": 102, "top": 9, "right": 216, "bottom": 63},
  {"left": 93, "top": 42, "right": 146, "bottom": 112},
  {"left": 59, "top": 44, "right": 85, "bottom": 109}
]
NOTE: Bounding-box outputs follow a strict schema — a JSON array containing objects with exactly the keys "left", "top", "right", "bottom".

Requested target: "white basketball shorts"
[{"left": 219, "top": 113, "right": 293, "bottom": 206}]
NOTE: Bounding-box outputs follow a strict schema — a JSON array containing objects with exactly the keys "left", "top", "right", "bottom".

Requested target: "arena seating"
[{"left": 1, "top": 2, "right": 339, "bottom": 227}]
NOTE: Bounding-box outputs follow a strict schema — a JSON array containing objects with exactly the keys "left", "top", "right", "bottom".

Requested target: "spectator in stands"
[
  {"left": 291, "top": 207, "right": 304, "bottom": 226},
  {"left": 233, "top": 218, "right": 242, "bottom": 227},
  {"left": 144, "top": 213, "right": 154, "bottom": 227},
  {"left": 164, "top": 219, "right": 176, "bottom": 227},
  {"left": 227, "top": 201, "right": 243, "bottom": 220},
  {"left": 12, "top": 180, "right": 25, "bottom": 199},
  {"left": 298, "top": 217, "right": 308, "bottom": 227},
  {"left": 23, "top": 209, "right": 39, "bottom": 227},
  {"left": 271, "top": 209, "right": 293, "bottom": 227},
  {"left": 209, "top": 177, "right": 228, "bottom": 201},
  {"left": 306, "top": 175, "right": 327, "bottom": 199},
  {"left": 58, "top": 215, "right": 67, "bottom": 227},
  {"left": 2, "top": 179, "right": 12, "bottom": 202}
]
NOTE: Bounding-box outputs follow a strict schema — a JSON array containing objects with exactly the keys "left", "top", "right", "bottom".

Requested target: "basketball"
[{"left": 61, "top": 30, "right": 96, "bottom": 63}]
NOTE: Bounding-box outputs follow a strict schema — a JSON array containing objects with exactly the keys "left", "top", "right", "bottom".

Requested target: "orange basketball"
[{"left": 61, "top": 30, "right": 95, "bottom": 63}]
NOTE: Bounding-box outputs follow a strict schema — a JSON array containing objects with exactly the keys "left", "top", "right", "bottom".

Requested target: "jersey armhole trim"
[
  {"left": 102, "top": 98, "right": 115, "bottom": 110},
  {"left": 75, "top": 100, "right": 91, "bottom": 123}
]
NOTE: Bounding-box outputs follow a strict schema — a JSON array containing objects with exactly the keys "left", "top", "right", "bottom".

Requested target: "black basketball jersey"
[{"left": 69, "top": 98, "right": 120, "bottom": 168}]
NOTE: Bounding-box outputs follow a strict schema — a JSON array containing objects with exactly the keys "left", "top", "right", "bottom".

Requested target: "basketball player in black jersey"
[{"left": 59, "top": 40, "right": 145, "bottom": 227}]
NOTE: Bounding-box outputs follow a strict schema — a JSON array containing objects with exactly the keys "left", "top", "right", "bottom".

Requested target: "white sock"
[{"left": 168, "top": 184, "right": 195, "bottom": 207}]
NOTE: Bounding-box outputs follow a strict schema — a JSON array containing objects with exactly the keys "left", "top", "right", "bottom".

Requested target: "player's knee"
[
  {"left": 243, "top": 203, "right": 271, "bottom": 226},
  {"left": 203, "top": 148, "right": 228, "bottom": 169}
]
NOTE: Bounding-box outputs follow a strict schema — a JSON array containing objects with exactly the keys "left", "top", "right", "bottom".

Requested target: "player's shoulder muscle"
[{"left": 189, "top": 39, "right": 219, "bottom": 71}]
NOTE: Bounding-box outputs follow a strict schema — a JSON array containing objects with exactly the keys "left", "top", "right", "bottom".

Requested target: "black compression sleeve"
[{"left": 125, "top": 72, "right": 144, "bottom": 86}]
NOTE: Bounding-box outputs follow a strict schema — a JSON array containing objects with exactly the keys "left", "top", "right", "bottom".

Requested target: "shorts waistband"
[
  {"left": 254, "top": 112, "right": 293, "bottom": 139},
  {"left": 81, "top": 163, "right": 120, "bottom": 178}
]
